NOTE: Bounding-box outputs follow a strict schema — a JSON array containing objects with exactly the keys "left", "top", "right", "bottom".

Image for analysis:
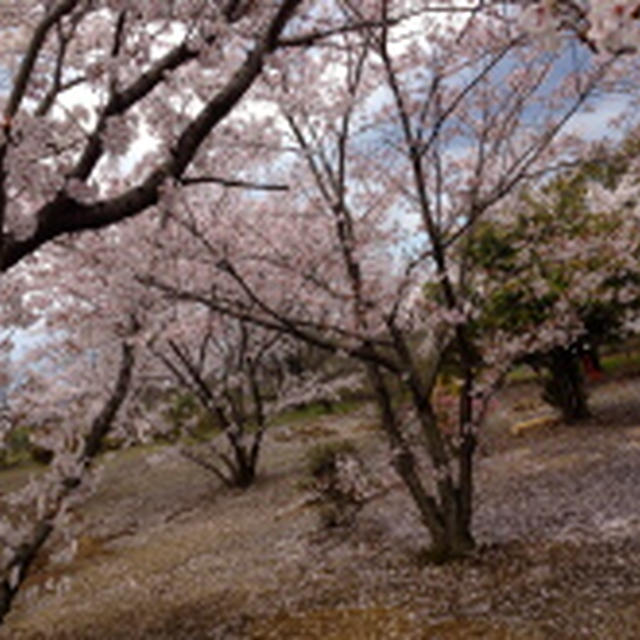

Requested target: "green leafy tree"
[{"left": 468, "top": 162, "right": 640, "bottom": 422}]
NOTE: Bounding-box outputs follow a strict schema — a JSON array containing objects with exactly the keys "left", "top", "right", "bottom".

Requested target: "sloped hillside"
[{"left": 1, "top": 379, "right": 640, "bottom": 639}]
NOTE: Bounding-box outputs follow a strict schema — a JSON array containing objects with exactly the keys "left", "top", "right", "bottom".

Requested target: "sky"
[
  {"left": 565, "top": 94, "right": 631, "bottom": 141},
  {"left": 0, "top": 12, "right": 638, "bottom": 366}
]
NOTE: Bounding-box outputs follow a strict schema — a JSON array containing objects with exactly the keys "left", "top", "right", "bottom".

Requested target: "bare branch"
[{"left": 180, "top": 175, "right": 289, "bottom": 191}]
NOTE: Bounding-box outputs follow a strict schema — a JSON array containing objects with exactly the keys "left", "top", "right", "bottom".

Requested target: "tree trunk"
[
  {"left": 428, "top": 514, "right": 475, "bottom": 563},
  {"left": 542, "top": 348, "right": 590, "bottom": 423},
  {"left": 455, "top": 431, "right": 476, "bottom": 551},
  {"left": 0, "top": 342, "right": 134, "bottom": 624},
  {"left": 228, "top": 436, "right": 256, "bottom": 488},
  {"left": 365, "top": 362, "right": 474, "bottom": 562}
]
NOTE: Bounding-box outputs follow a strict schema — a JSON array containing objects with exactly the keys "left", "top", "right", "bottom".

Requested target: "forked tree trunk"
[
  {"left": 182, "top": 428, "right": 263, "bottom": 490},
  {"left": 366, "top": 362, "right": 474, "bottom": 563},
  {"left": 215, "top": 367, "right": 266, "bottom": 489},
  {"left": 225, "top": 428, "right": 264, "bottom": 488}
]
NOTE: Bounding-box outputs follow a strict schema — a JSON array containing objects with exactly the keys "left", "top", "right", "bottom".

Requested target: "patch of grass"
[
  {"left": 162, "top": 390, "right": 218, "bottom": 442},
  {"left": 0, "top": 426, "right": 33, "bottom": 468},
  {"left": 601, "top": 350, "right": 640, "bottom": 377},
  {"left": 506, "top": 365, "right": 537, "bottom": 384},
  {"left": 0, "top": 426, "right": 52, "bottom": 469},
  {"left": 304, "top": 439, "right": 358, "bottom": 478},
  {"left": 272, "top": 398, "right": 363, "bottom": 427},
  {"left": 504, "top": 347, "right": 640, "bottom": 388}
]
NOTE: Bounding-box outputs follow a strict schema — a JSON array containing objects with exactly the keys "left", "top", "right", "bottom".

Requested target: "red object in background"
[{"left": 581, "top": 353, "right": 603, "bottom": 382}]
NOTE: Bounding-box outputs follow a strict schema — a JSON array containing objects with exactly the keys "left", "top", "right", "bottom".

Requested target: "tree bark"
[
  {"left": 365, "top": 361, "right": 474, "bottom": 562},
  {"left": 542, "top": 347, "right": 591, "bottom": 423},
  {"left": 0, "top": 342, "right": 134, "bottom": 624},
  {"left": 0, "top": 0, "right": 305, "bottom": 272}
]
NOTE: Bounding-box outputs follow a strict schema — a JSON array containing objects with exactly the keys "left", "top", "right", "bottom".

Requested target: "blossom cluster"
[{"left": 520, "top": 0, "right": 640, "bottom": 53}]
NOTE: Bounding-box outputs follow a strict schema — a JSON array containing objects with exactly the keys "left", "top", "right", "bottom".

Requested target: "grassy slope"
[{"left": 1, "top": 379, "right": 640, "bottom": 638}]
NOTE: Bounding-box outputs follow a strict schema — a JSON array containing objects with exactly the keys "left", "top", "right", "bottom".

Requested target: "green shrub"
[
  {"left": 305, "top": 439, "right": 358, "bottom": 478},
  {"left": 163, "top": 391, "right": 217, "bottom": 442},
  {"left": 0, "top": 427, "right": 37, "bottom": 468}
]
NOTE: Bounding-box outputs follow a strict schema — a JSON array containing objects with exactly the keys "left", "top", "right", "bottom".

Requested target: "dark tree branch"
[
  {"left": 3, "top": 0, "right": 81, "bottom": 123},
  {"left": 146, "top": 274, "right": 401, "bottom": 373},
  {"left": 0, "top": 341, "right": 135, "bottom": 623},
  {"left": 0, "top": 0, "right": 305, "bottom": 272},
  {"left": 180, "top": 447, "right": 234, "bottom": 486},
  {"left": 0, "top": 0, "right": 82, "bottom": 255},
  {"left": 180, "top": 175, "right": 289, "bottom": 191}
]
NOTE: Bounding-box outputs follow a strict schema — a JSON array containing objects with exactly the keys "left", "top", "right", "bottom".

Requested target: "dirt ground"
[{"left": 2, "top": 376, "right": 640, "bottom": 639}]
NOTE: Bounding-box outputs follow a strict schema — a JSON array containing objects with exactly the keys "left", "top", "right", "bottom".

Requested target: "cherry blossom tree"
[
  {"left": 0, "top": 340, "right": 134, "bottom": 621},
  {"left": 150, "top": 307, "right": 362, "bottom": 488},
  {"left": 0, "top": 195, "right": 371, "bottom": 618},
  {"left": 520, "top": 0, "right": 640, "bottom": 54},
  {"left": 0, "top": 0, "right": 638, "bottom": 619},
  {"left": 2, "top": 1, "right": 638, "bottom": 277},
  {"left": 468, "top": 162, "right": 640, "bottom": 422},
  {"left": 150, "top": 311, "right": 294, "bottom": 488},
  {"left": 0, "top": 1, "right": 375, "bottom": 618},
  {"left": 138, "top": 3, "right": 637, "bottom": 559},
  {"left": 0, "top": 0, "right": 323, "bottom": 272},
  {"left": 0, "top": 219, "right": 166, "bottom": 620}
]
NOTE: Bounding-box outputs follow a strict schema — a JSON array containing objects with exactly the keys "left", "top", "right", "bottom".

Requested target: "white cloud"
[{"left": 564, "top": 94, "right": 632, "bottom": 141}]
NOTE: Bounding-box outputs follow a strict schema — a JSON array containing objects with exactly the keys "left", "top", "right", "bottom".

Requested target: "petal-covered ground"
[{"left": 1, "top": 377, "right": 640, "bottom": 639}]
